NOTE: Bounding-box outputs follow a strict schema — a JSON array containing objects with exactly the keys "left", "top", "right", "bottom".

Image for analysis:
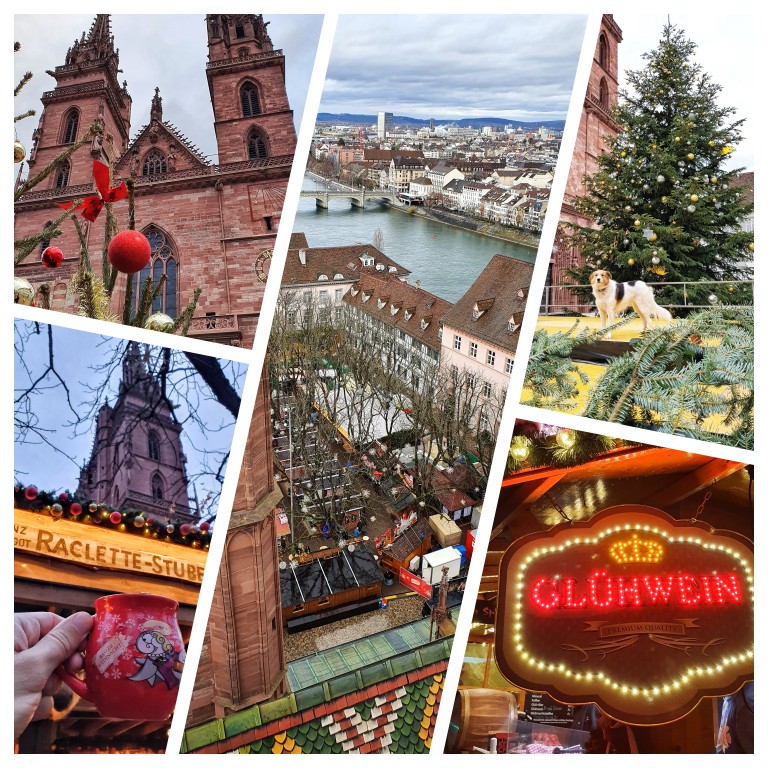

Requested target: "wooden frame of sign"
[{"left": 495, "top": 504, "right": 753, "bottom": 725}]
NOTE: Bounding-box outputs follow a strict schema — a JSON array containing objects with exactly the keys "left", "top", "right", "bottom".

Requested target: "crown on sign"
[{"left": 609, "top": 534, "right": 664, "bottom": 564}]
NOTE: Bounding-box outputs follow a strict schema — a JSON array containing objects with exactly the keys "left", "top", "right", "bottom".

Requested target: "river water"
[{"left": 295, "top": 177, "right": 538, "bottom": 303}]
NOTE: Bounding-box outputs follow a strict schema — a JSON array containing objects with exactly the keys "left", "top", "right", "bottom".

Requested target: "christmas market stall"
[
  {"left": 14, "top": 486, "right": 212, "bottom": 754},
  {"left": 446, "top": 423, "right": 753, "bottom": 754}
]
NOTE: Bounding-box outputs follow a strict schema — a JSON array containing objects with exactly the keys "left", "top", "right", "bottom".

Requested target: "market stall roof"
[
  {"left": 385, "top": 517, "right": 431, "bottom": 561},
  {"left": 280, "top": 546, "right": 383, "bottom": 608}
]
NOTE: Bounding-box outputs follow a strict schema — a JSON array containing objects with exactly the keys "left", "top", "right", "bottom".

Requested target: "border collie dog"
[{"left": 589, "top": 269, "right": 671, "bottom": 339}]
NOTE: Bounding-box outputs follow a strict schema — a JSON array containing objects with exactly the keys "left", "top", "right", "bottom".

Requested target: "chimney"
[{"left": 298, "top": 248, "right": 307, "bottom": 266}]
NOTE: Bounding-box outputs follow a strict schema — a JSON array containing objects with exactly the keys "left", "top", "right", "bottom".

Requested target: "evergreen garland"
[{"left": 14, "top": 485, "right": 211, "bottom": 548}]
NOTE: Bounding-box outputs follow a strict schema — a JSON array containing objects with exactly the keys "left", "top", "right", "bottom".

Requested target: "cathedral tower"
[
  {"left": 77, "top": 342, "right": 196, "bottom": 524},
  {"left": 205, "top": 14, "right": 296, "bottom": 164},
  {"left": 26, "top": 15, "right": 132, "bottom": 186}
]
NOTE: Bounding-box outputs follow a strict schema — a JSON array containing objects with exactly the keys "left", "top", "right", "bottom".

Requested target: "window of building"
[
  {"left": 318, "top": 273, "right": 329, "bottom": 281},
  {"left": 247, "top": 129, "right": 267, "bottom": 159},
  {"left": 151, "top": 473, "right": 164, "bottom": 500},
  {"left": 40, "top": 221, "right": 52, "bottom": 254},
  {"left": 54, "top": 161, "right": 70, "bottom": 189},
  {"left": 335, "top": 288, "right": 343, "bottom": 302},
  {"left": 483, "top": 381, "right": 492, "bottom": 398},
  {"left": 142, "top": 150, "right": 167, "bottom": 176},
  {"left": 599, "top": 77, "right": 608, "bottom": 108},
  {"left": 469, "top": 341, "right": 478, "bottom": 358},
  {"left": 599, "top": 33, "right": 608, "bottom": 68},
  {"left": 264, "top": 216, "right": 273, "bottom": 231},
  {"left": 235, "top": 23, "right": 245, "bottom": 38},
  {"left": 453, "top": 334, "right": 462, "bottom": 351},
  {"left": 63, "top": 110, "right": 79, "bottom": 144},
  {"left": 148, "top": 430, "right": 161, "bottom": 461},
  {"left": 505, "top": 357, "right": 513, "bottom": 374},
  {"left": 133, "top": 227, "right": 178, "bottom": 318},
  {"left": 486, "top": 349, "right": 496, "bottom": 367},
  {"left": 467, "top": 373, "right": 476, "bottom": 388},
  {"left": 243, "top": 76, "right": 266, "bottom": 114},
  {"left": 319, "top": 290, "right": 329, "bottom": 305},
  {"left": 303, "top": 290, "right": 311, "bottom": 304}
]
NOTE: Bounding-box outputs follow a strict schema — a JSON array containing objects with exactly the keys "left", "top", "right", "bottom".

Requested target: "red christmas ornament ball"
[
  {"left": 24, "top": 485, "right": 38, "bottom": 501},
  {"left": 41, "top": 246, "right": 64, "bottom": 268},
  {"left": 180, "top": 523, "right": 192, "bottom": 536},
  {"left": 110, "top": 510, "right": 123, "bottom": 524},
  {"left": 199, "top": 521, "right": 210, "bottom": 532},
  {"left": 107, "top": 230, "right": 151, "bottom": 273},
  {"left": 70, "top": 502, "right": 83, "bottom": 517}
]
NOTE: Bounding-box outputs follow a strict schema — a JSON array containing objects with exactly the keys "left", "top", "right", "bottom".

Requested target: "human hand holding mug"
[
  {"left": 56, "top": 593, "right": 185, "bottom": 720},
  {"left": 14, "top": 611, "right": 93, "bottom": 740}
]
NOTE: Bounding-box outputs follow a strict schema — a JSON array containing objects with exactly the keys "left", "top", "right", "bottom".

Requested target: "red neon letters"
[{"left": 531, "top": 570, "right": 742, "bottom": 610}]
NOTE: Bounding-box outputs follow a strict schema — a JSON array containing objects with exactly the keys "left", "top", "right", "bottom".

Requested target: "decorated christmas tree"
[{"left": 567, "top": 23, "right": 754, "bottom": 310}]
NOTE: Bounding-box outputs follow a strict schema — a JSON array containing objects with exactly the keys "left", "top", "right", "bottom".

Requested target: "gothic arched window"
[
  {"left": 55, "top": 160, "right": 70, "bottom": 189},
  {"left": 241, "top": 83, "right": 261, "bottom": 117},
  {"left": 599, "top": 77, "right": 608, "bottom": 108},
  {"left": 63, "top": 110, "right": 79, "bottom": 144},
  {"left": 148, "top": 430, "right": 161, "bottom": 461},
  {"left": 247, "top": 128, "right": 268, "bottom": 159},
  {"left": 598, "top": 34, "right": 608, "bottom": 68},
  {"left": 151, "top": 473, "right": 164, "bottom": 500},
  {"left": 133, "top": 227, "right": 178, "bottom": 318},
  {"left": 142, "top": 150, "right": 167, "bottom": 176}
]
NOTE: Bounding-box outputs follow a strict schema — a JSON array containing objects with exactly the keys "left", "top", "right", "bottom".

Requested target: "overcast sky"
[
  {"left": 14, "top": 321, "right": 245, "bottom": 518},
  {"left": 319, "top": 15, "right": 588, "bottom": 122},
  {"left": 14, "top": 14, "right": 323, "bottom": 165},
  {"left": 616, "top": 14, "right": 753, "bottom": 171}
]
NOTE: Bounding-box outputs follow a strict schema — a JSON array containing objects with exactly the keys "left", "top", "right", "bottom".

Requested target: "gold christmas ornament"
[
  {"left": 749, "top": 242, "right": 754, "bottom": 252},
  {"left": 686, "top": 153, "right": 695, "bottom": 160},
  {"left": 708, "top": 140, "right": 716, "bottom": 147},
  {"left": 14, "top": 139, "right": 26, "bottom": 163},
  {"left": 13, "top": 277, "right": 34, "bottom": 305},
  {"left": 145, "top": 312, "right": 174, "bottom": 332},
  {"left": 720, "top": 146, "right": 733, "bottom": 156},
  {"left": 634, "top": 219, "right": 642, "bottom": 227},
  {"left": 710, "top": 177, "right": 718, "bottom": 184},
  {"left": 690, "top": 194, "right": 699, "bottom": 203},
  {"left": 627, "top": 258, "right": 635, "bottom": 266}
]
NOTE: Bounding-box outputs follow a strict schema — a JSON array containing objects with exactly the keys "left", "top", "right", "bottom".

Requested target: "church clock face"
[{"left": 254, "top": 249, "right": 272, "bottom": 283}]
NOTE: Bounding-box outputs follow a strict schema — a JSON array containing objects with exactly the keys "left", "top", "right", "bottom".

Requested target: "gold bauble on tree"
[
  {"left": 145, "top": 312, "right": 174, "bottom": 332},
  {"left": 14, "top": 277, "right": 34, "bottom": 305},
  {"left": 14, "top": 139, "right": 26, "bottom": 163}
]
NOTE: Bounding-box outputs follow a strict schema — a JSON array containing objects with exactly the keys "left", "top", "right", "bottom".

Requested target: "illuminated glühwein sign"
[{"left": 495, "top": 505, "right": 753, "bottom": 725}]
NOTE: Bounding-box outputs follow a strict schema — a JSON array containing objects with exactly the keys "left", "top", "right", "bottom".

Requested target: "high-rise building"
[
  {"left": 15, "top": 14, "right": 297, "bottom": 348},
  {"left": 377, "top": 111, "right": 393, "bottom": 141}
]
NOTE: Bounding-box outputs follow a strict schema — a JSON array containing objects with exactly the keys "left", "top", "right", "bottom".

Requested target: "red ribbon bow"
[{"left": 58, "top": 160, "right": 128, "bottom": 222}]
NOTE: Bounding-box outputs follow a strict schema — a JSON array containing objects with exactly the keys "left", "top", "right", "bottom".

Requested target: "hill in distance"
[{"left": 316, "top": 112, "right": 565, "bottom": 131}]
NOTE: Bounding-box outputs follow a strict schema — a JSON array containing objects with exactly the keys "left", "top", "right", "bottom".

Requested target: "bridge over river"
[{"left": 300, "top": 181, "right": 398, "bottom": 209}]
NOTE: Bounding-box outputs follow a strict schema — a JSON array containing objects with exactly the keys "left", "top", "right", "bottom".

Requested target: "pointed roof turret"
[
  {"left": 150, "top": 86, "right": 163, "bottom": 123},
  {"left": 86, "top": 14, "right": 112, "bottom": 44}
]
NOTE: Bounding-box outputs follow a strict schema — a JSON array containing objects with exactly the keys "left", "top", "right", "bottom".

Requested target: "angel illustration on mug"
[{"left": 128, "top": 627, "right": 185, "bottom": 690}]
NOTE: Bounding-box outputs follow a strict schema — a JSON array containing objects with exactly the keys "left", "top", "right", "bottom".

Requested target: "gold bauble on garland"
[
  {"left": 14, "top": 277, "right": 34, "bottom": 305},
  {"left": 14, "top": 139, "right": 26, "bottom": 163},
  {"left": 145, "top": 312, "right": 174, "bottom": 332}
]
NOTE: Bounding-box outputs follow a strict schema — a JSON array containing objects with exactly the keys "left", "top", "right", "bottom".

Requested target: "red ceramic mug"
[{"left": 57, "top": 593, "right": 185, "bottom": 720}]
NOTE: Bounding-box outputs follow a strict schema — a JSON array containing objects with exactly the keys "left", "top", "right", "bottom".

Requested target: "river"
[{"left": 295, "top": 176, "right": 538, "bottom": 304}]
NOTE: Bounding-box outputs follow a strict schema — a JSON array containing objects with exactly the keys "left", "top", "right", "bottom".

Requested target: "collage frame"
[{"left": 9, "top": 2, "right": 762, "bottom": 761}]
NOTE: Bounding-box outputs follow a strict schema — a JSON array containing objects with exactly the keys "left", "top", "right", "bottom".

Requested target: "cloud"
[{"left": 320, "top": 14, "right": 587, "bottom": 121}]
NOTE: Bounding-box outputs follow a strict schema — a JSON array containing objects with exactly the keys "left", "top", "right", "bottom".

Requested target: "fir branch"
[
  {"left": 136, "top": 275, "right": 167, "bottom": 327},
  {"left": 14, "top": 206, "right": 75, "bottom": 265},
  {"left": 102, "top": 204, "right": 119, "bottom": 292},
  {"left": 15, "top": 122, "right": 100, "bottom": 200},
  {"left": 15, "top": 109, "right": 35, "bottom": 123},
  {"left": 72, "top": 216, "right": 92, "bottom": 274},
  {"left": 172, "top": 289, "right": 202, "bottom": 336},
  {"left": 15, "top": 71, "right": 32, "bottom": 97}
]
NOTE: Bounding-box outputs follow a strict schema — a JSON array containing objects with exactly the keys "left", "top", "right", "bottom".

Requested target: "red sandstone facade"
[
  {"left": 187, "top": 364, "right": 286, "bottom": 725},
  {"left": 77, "top": 342, "right": 195, "bottom": 524},
  {"left": 15, "top": 14, "right": 296, "bottom": 348},
  {"left": 547, "top": 14, "right": 622, "bottom": 313}
]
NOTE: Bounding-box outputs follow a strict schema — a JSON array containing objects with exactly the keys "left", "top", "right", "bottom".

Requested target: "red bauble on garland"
[
  {"left": 41, "top": 246, "right": 64, "bottom": 268},
  {"left": 70, "top": 502, "right": 83, "bottom": 517},
  {"left": 24, "top": 485, "right": 38, "bottom": 501},
  {"left": 107, "top": 231, "right": 151, "bottom": 273},
  {"left": 109, "top": 510, "right": 123, "bottom": 525}
]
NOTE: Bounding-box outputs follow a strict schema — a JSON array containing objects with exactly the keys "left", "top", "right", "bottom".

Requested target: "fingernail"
[{"left": 70, "top": 612, "right": 93, "bottom": 633}]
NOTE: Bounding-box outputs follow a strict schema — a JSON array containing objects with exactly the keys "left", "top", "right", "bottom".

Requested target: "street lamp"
[{"left": 287, "top": 406, "right": 295, "bottom": 543}]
